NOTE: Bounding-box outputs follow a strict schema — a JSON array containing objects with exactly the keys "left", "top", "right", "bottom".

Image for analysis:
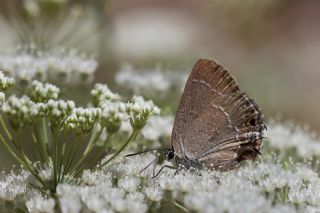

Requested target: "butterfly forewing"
[{"left": 171, "top": 59, "right": 265, "bottom": 171}]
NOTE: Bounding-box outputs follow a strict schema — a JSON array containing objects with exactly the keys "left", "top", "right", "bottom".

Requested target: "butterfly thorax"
[{"left": 165, "top": 148, "right": 203, "bottom": 170}]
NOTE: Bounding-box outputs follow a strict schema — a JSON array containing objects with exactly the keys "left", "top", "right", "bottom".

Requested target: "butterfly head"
[{"left": 164, "top": 149, "right": 175, "bottom": 161}]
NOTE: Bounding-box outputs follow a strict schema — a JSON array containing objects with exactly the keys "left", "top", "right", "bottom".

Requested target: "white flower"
[
  {"left": 26, "top": 194, "right": 55, "bottom": 213},
  {"left": 0, "top": 92, "right": 5, "bottom": 105},
  {"left": 115, "top": 64, "right": 171, "bottom": 92},
  {"left": 100, "top": 101, "right": 127, "bottom": 133},
  {"left": 267, "top": 121, "right": 320, "bottom": 158},
  {"left": 0, "top": 170, "right": 30, "bottom": 201},
  {"left": 158, "top": 174, "right": 176, "bottom": 191},
  {"left": 270, "top": 204, "right": 297, "bottom": 213},
  {"left": 102, "top": 152, "right": 156, "bottom": 176},
  {"left": 30, "top": 80, "right": 60, "bottom": 102},
  {"left": 127, "top": 95, "right": 160, "bottom": 129},
  {"left": 45, "top": 99, "right": 75, "bottom": 129},
  {"left": 144, "top": 184, "right": 163, "bottom": 202},
  {"left": 91, "top": 83, "right": 121, "bottom": 106},
  {"left": 37, "top": 161, "right": 54, "bottom": 181},
  {"left": 64, "top": 107, "right": 101, "bottom": 134},
  {"left": 0, "top": 47, "right": 97, "bottom": 85},
  {"left": 2, "top": 95, "right": 39, "bottom": 129},
  {"left": 81, "top": 170, "right": 113, "bottom": 186},
  {"left": 118, "top": 176, "right": 141, "bottom": 192},
  {"left": 0, "top": 71, "right": 15, "bottom": 91},
  {"left": 56, "top": 184, "right": 82, "bottom": 213},
  {"left": 124, "top": 192, "right": 148, "bottom": 213},
  {"left": 0, "top": 183, "right": 26, "bottom": 201}
]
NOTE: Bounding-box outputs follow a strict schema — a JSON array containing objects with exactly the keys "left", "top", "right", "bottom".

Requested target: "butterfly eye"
[{"left": 167, "top": 150, "right": 175, "bottom": 160}]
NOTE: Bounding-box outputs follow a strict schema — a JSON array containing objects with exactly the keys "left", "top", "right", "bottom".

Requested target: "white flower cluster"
[
  {"left": 0, "top": 71, "right": 15, "bottom": 105},
  {"left": 100, "top": 101, "right": 127, "bottom": 134},
  {"left": 56, "top": 182, "right": 147, "bottom": 213},
  {"left": 2, "top": 95, "right": 40, "bottom": 129},
  {"left": 45, "top": 99, "right": 75, "bottom": 121},
  {"left": 0, "top": 71, "right": 15, "bottom": 91},
  {"left": 30, "top": 80, "right": 60, "bottom": 102},
  {"left": 115, "top": 64, "right": 188, "bottom": 93},
  {"left": 81, "top": 170, "right": 113, "bottom": 186},
  {"left": 64, "top": 107, "right": 101, "bottom": 134},
  {"left": 91, "top": 83, "right": 121, "bottom": 106},
  {"left": 91, "top": 84, "right": 161, "bottom": 133},
  {"left": 0, "top": 170, "right": 29, "bottom": 201},
  {"left": 26, "top": 193, "right": 55, "bottom": 213},
  {"left": 8, "top": 152, "right": 320, "bottom": 213},
  {"left": 0, "top": 92, "right": 5, "bottom": 105},
  {"left": 0, "top": 47, "right": 98, "bottom": 85},
  {"left": 45, "top": 99, "right": 75, "bottom": 130},
  {"left": 127, "top": 95, "right": 160, "bottom": 130},
  {"left": 267, "top": 121, "right": 320, "bottom": 158}
]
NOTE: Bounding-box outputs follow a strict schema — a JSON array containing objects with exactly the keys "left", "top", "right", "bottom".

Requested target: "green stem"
[
  {"left": 0, "top": 115, "right": 12, "bottom": 140},
  {"left": 40, "top": 118, "right": 50, "bottom": 162},
  {"left": 19, "top": 152, "right": 48, "bottom": 189},
  {"left": 173, "top": 201, "right": 188, "bottom": 212},
  {"left": 32, "top": 130, "right": 46, "bottom": 162},
  {"left": 98, "top": 129, "right": 139, "bottom": 168},
  {"left": 83, "top": 126, "right": 103, "bottom": 156},
  {"left": 91, "top": 133, "right": 113, "bottom": 165},
  {"left": 61, "top": 135, "right": 77, "bottom": 179},
  {"left": 74, "top": 133, "right": 113, "bottom": 177},
  {"left": 58, "top": 131, "right": 67, "bottom": 182},
  {"left": 0, "top": 134, "right": 47, "bottom": 189},
  {"left": 52, "top": 131, "right": 59, "bottom": 187},
  {"left": 61, "top": 135, "right": 85, "bottom": 180},
  {"left": 0, "top": 134, "right": 23, "bottom": 166},
  {"left": 70, "top": 128, "right": 103, "bottom": 175},
  {"left": 0, "top": 115, "right": 19, "bottom": 150},
  {"left": 58, "top": 143, "right": 66, "bottom": 182}
]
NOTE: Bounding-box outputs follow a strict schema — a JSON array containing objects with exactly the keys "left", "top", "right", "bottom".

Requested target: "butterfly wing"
[{"left": 171, "top": 59, "right": 265, "bottom": 171}]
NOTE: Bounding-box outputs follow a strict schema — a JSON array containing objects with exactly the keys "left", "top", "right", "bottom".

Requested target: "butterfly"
[{"left": 127, "top": 59, "right": 266, "bottom": 176}]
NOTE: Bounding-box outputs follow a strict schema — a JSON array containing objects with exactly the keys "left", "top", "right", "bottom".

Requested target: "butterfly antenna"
[{"left": 125, "top": 148, "right": 160, "bottom": 157}]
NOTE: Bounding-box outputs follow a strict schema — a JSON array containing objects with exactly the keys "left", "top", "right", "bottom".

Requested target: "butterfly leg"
[
  {"left": 174, "top": 167, "right": 181, "bottom": 176},
  {"left": 139, "top": 158, "right": 158, "bottom": 175},
  {"left": 152, "top": 165, "right": 176, "bottom": 179}
]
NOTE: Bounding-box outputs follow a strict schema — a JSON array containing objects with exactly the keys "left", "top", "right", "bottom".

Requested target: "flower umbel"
[
  {"left": 0, "top": 69, "right": 157, "bottom": 196},
  {"left": 100, "top": 101, "right": 127, "bottom": 134},
  {"left": 30, "top": 80, "right": 60, "bottom": 103},
  {"left": 91, "top": 83, "right": 121, "bottom": 107},
  {"left": 2, "top": 95, "right": 39, "bottom": 129},
  {"left": 127, "top": 95, "right": 160, "bottom": 130},
  {"left": 45, "top": 99, "right": 75, "bottom": 130},
  {"left": 64, "top": 107, "right": 101, "bottom": 135},
  {"left": 0, "top": 47, "right": 98, "bottom": 85},
  {"left": 0, "top": 71, "right": 15, "bottom": 91}
]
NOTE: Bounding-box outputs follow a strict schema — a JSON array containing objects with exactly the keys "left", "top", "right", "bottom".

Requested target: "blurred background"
[{"left": 0, "top": 0, "right": 320, "bottom": 151}]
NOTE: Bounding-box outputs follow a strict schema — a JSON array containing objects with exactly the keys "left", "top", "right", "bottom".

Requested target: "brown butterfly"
[
  {"left": 127, "top": 59, "right": 266, "bottom": 176},
  {"left": 160, "top": 59, "right": 266, "bottom": 173}
]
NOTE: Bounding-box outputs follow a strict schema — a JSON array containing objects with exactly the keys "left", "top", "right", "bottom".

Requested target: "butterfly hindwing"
[{"left": 171, "top": 59, "right": 265, "bottom": 171}]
